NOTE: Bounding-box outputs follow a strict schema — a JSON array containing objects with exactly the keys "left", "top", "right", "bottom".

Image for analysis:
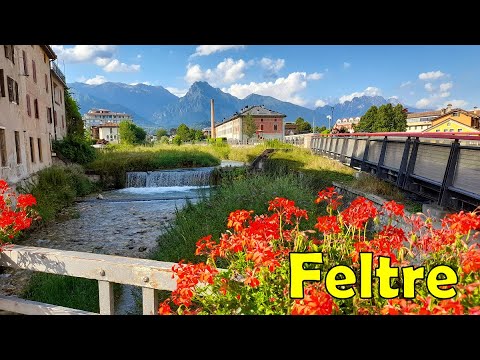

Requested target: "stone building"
[{"left": 0, "top": 45, "right": 66, "bottom": 184}]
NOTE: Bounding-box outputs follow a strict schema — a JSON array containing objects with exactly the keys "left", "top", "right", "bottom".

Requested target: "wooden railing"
[
  {"left": 308, "top": 132, "right": 480, "bottom": 211},
  {"left": 0, "top": 245, "right": 177, "bottom": 315}
]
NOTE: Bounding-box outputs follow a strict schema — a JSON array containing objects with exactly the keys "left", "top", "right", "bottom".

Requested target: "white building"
[
  {"left": 91, "top": 122, "right": 120, "bottom": 144},
  {"left": 83, "top": 108, "right": 131, "bottom": 128}
]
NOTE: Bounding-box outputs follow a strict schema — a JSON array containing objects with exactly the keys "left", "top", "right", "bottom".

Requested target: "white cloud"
[
  {"left": 418, "top": 70, "right": 445, "bottom": 81},
  {"left": 416, "top": 98, "right": 432, "bottom": 109},
  {"left": 84, "top": 75, "right": 107, "bottom": 85},
  {"left": 260, "top": 58, "right": 285, "bottom": 73},
  {"left": 136, "top": 54, "right": 142, "bottom": 59},
  {"left": 424, "top": 83, "right": 435, "bottom": 92},
  {"left": 102, "top": 59, "right": 140, "bottom": 73},
  {"left": 439, "top": 92, "right": 450, "bottom": 98},
  {"left": 315, "top": 99, "right": 328, "bottom": 108},
  {"left": 130, "top": 81, "right": 152, "bottom": 86},
  {"left": 307, "top": 72, "right": 323, "bottom": 80},
  {"left": 339, "top": 87, "right": 382, "bottom": 103},
  {"left": 51, "top": 45, "right": 116, "bottom": 63},
  {"left": 400, "top": 81, "right": 412, "bottom": 87},
  {"left": 185, "top": 58, "right": 250, "bottom": 86},
  {"left": 439, "top": 82, "right": 453, "bottom": 91},
  {"left": 192, "top": 45, "right": 245, "bottom": 57},
  {"left": 442, "top": 99, "right": 468, "bottom": 108},
  {"left": 222, "top": 71, "right": 322, "bottom": 106},
  {"left": 343, "top": 62, "right": 351, "bottom": 69},
  {"left": 165, "top": 87, "right": 188, "bottom": 97}
]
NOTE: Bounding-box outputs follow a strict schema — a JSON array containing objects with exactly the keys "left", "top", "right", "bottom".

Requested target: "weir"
[{"left": 126, "top": 167, "right": 215, "bottom": 187}]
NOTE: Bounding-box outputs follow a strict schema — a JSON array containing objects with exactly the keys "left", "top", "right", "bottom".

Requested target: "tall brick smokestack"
[{"left": 210, "top": 99, "right": 216, "bottom": 138}]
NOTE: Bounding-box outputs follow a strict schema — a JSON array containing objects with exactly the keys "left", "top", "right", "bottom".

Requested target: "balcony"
[{"left": 50, "top": 62, "right": 66, "bottom": 85}]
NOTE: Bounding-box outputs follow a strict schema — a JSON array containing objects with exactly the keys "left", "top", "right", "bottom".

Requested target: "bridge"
[{"left": 287, "top": 132, "right": 480, "bottom": 211}]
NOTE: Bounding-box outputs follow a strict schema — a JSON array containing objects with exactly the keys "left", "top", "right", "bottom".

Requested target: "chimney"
[
  {"left": 210, "top": 99, "right": 216, "bottom": 139},
  {"left": 446, "top": 103, "right": 453, "bottom": 112}
]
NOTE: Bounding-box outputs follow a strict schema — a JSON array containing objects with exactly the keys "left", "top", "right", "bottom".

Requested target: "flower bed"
[{"left": 159, "top": 187, "right": 480, "bottom": 315}]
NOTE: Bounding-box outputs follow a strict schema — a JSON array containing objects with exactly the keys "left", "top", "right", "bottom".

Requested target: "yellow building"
[{"left": 423, "top": 107, "right": 480, "bottom": 133}]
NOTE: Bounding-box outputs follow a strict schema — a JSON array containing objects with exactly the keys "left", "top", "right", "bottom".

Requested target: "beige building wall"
[
  {"left": 0, "top": 45, "right": 63, "bottom": 184},
  {"left": 99, "top": 126, "right": 120, "bottom": 144},
  {"left": 51, "top": 71, "right": 67, "bottom": 140},
  {"left": 216, "top": 117, "right": 243, "bottom": 141}
]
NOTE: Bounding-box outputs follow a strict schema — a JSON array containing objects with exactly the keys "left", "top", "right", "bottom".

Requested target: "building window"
[
  {"left": 274, "top": 124, "right": 278, "bottom": 131},
  {"left": 54, "top": 84, "right": 60, "bottom": 105},
  {"left": 260, "top": 124, "right": 264, "bottom": 131},
  {"left": 47, "top": 107, "right": 52, "bottom": 123},
  {"left": 458, "top": 129, "right": 463, "bottom": 132},
  {"left": 29, "top": 137, "right": 35, "bottom": 163},
  {"left": 22, "top": 50, "right": 28, "bottom": 75},
  {"left": 4, "top": 45, "right": 14, "bottom": 64},
  {"left": 7, "top": 77, "right": 19, "bottom": 104},
  {"left": 62, "top": 115, "right": 65, "bottom": 128},
  {"left": 453, "top": 112, "right": 459, "bottom": 117},
  {"left": 0, "top": 129, "right": 6, "bottom": 167},
  {"left": 45, "top": 74, "right": 49, "bottom": 93},
  {"left": 32, "top": 60, "right": 37, "bottom": 83},
  {"left": 34, "top": 99, "right": 39, "bottom": 118},
  {"left": 449, "top": 129, "right": 454, "bottom": 132},
  {"left": 37, "top": 138, "right": 42, "bottom": 162},
  {"left": 444, "top": 129, "right": 448, "bottom": 132},
  {"left": 0, "top": 69, "right": 5, "bottom": 97},
  {"left": 14, "top": 131, "right": 21, "bottom": 164},
  {"left": 53, "top": 110, "right": 57, "bottom": 127},
  {"left": 261, "top": 119, "right": 263, "bottom": 122},
  {"left": 436, "top": 130, "right": 440, "bottom": 132},
  {"left": 26, "top": 94, "right": 31, "bottom": 116}
]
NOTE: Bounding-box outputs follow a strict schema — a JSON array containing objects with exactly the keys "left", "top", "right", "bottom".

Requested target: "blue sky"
[{"left": 52, "top": 45, "right": 480, "bottom": 110}]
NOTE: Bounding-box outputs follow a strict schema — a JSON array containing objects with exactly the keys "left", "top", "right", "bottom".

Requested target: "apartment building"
[{"left": 0, "top": 45, "right": 66, "bottom": 184}]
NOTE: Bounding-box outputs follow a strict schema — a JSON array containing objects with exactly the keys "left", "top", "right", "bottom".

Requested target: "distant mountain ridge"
[{"left": 68, "top": 81, "right": 425, "bottom": 129}]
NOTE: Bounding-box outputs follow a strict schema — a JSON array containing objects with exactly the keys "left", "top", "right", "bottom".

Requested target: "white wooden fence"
[{"left": 0, "top": 245, "right": 177, "bottom": 315}]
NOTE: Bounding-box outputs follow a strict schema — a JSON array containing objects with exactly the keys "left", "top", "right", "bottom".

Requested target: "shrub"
[
  {"left": 53, "top": 135, "right": 97, "bottom": 164},
  {"left": 158, "top": 188, "right": 480, "bottom": 315}
]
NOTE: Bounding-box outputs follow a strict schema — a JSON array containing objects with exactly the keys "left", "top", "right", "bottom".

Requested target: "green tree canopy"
[
  {"left": 64, "top": 88, "right": 84, "bottom": 138},
  {"left": 355, "top": 104, "right": 407, "bottom": 133},
  {"left": 314, "top": 126, "right": 327, "bottom": 133},
  {"left": 295, "top": 117, "right": 312, "bottom": 133},
  {"left": 176, "top": 124, "right": 192, "bottom": 142},
  {"left": 119, "top": 120, "right": 146, "bottom": 145},
  {"left": 243, "top": 114, "right": 257, "bottom": 140},
  {"left": 156, "top": 128, "right": 168, "bottom": 138}
]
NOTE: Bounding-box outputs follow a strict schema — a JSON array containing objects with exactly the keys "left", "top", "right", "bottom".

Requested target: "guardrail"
[
  {"left": 0, "top": 245, "right": 177, "bottom": 315},
  {"left": 309, "top": 132, "right": 480, "bottom": 211}
]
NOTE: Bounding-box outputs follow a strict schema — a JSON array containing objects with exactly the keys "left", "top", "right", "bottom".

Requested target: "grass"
[
  {"left": 87, "top": 144, "right": 221, "bottom": 188},
  {"left": 17, "top": 164, "right": 96, "bottom": 224},
  {"left": 22, "top": 273, "right": 100, "bottom": 313},
  {"left": 152, "top": 173, "right": 323, "bottom": 265}
]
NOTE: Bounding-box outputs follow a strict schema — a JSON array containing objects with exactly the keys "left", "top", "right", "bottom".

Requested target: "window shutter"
[
  {"left": 0, "top": 69, "right": 5, "bottom": 97},
  {"left": 15, "top": 81, "right": 19, "bottom": 105}
]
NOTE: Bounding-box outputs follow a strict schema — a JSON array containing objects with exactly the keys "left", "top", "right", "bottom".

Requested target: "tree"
[
  {"left": 172, "top": 135, "right": 182, "bottom": 146},
  {"left": 355, "top": 104, "right": 407, "bottom": 133},
  {"left": 156, "top": 128, "right": 168, "bottom": 139},
  {"left": 119, "top": 120, "right": 146, "bottom": 145},
  {"left": 295, "top": 117, "right": 312, "bottom": 133},
  {"left": 64, "top": 88, "right": 84, "bottom": 138},
  {"left": 243, "top": 114, "right": 257, "bottom": 141},
  {"left": 176, "top": 124, "right": 192, "bottom": 142},
  {"left": 314, "top": 126, "right": 327, "bottom": 133}
]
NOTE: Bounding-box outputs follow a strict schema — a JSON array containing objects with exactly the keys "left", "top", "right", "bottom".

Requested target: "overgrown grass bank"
[
  {"left": 152, "top": 174, "right": 322, "bottom": 264},
  {"left": 87, "top": 144, "right": 221, "bottom": 188},
  {"left": 18, "top": 164, "right": 96, "bottom": 223}
]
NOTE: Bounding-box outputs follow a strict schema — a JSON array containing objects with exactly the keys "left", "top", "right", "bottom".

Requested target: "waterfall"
[{"left": 126, "top": 167, "right": 215, "bottom": 188}]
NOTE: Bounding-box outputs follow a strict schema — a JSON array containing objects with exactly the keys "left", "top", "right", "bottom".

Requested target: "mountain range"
[{"left": 68, "top": 81, "right": 425, "bottom": 130}]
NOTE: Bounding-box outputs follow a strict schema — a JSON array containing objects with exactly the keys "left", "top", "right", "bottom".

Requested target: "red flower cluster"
[
  {"left": 442, "top": 211, "right": 480, "bottom": 235},
  {"left": 315, "top": 187, "right": 343, "bottom": 212},
  {"left": 341, "top": 197, "right": 378, "bottom": 229},
  {"left": 268, "top": 197, "right": 308, "bottom": 224},
  {"left": 461, "top": 245, "right": 480, "bottom": 274},
  {"left": 315, "top": 215, "right": 340, "bottom": 235},
  {"left": 382, "top": 200, "right": 405, "bottom": 217},
  {"left": 0, "top": 179, "right": 39, "bottom": 250},
  {"left": 291, "top": 285, "right": 337, "bottom": 315}
]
